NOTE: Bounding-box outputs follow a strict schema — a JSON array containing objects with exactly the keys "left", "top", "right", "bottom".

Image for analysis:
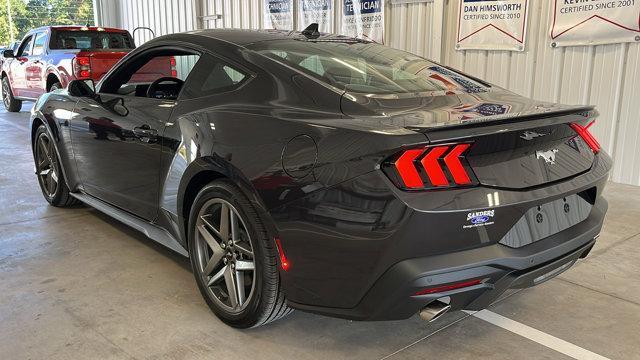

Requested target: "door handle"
[{"left": 133, "top": 125, "right": 158, "bottom": 138}]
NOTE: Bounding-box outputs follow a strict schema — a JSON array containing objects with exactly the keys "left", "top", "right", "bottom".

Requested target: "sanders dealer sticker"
[{"left": 464, "top": 210, "right": 495, "bottom": 229}]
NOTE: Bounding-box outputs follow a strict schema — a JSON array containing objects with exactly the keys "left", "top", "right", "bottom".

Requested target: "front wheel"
[
  {"left": 188, "top": 180, "right": 292, "bottom": 328},
  {"left": 2, "top": 76, "right": 22, "bottom": 112}
]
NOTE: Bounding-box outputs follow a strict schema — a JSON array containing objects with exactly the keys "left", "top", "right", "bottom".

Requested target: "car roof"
[{"left": 164, "top": 28, "right": 368, "bottom": 47}]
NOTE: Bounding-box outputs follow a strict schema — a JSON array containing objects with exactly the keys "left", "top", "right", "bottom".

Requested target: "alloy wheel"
[
  {"left": 35, "top": 133, "right": 59, "bottom": 198},
  {"left": 2, "top": 79, "right": 10, "bottom": 108},
  {"left": 194, "top": 198, "right": 256, "bottom": 314}
]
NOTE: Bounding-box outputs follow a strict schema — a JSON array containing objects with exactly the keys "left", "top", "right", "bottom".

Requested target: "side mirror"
[
  {"left": 3, "top": 50, "right": 14, "bottom": 58},
  {"left": 68, "top": 79, "right": 96, "bottom": 97}
]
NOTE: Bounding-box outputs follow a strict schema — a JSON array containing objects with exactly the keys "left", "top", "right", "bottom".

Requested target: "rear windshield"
[
  {"left": 248, "top": 40, "right": 488, "bottom": 94},
  {"left": 50, "top": 30, "right": 134, "bottom": 50}
]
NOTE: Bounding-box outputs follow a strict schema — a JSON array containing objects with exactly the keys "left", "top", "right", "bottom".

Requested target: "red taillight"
[
  {"left": 444, "top": 143, "right": 472, "bottom": 185},
  {"left": 394, "top": 149, "right": 424, "bottom": 188},
  {"left": 421, "top": 146, "right": 449, "bottom": 186},
  {"left": 77, "top": 57, "right": 90, "bottom": 66},
  {"left": 570, "top": 121, "right": 600, "bottom": 153},
  {"left": 414, "top": 278, "right": 483, "bottom": 296},
  {"left": 274, "top": 238, "right": 290, "bottom": 272},
  {"left": 73, "top": 56, "right": 91, "bottom": 79},
  {"left": 386, "top": 143, "right": 476, "bottom": 190},
  {"left": 169, "top": 56, "right": 178, "bottom": 78}
]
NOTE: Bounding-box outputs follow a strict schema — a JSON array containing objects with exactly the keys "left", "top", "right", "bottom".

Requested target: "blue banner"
[
  {"left": 268, "top": 0, "right": 292, "bottom": 14},
  {"left": 343, "top": 0, "right": 382, "bottom": 16}
]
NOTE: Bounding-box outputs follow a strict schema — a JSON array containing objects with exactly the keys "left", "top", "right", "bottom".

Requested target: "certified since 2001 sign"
[
  {"left": 550, "top": 0, "right": 640, "bottom": 47},
  {"left": 456, "top": 0, "right": 529, "bottom": 51}
]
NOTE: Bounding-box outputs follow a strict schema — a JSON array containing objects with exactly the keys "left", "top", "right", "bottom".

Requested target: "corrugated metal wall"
[
  {"left": 442, "top": 0, "right": 640, "bottom": 185},
  {"left": 202, "top": 0, "right": 263, "bottom": 29},
  {"left": 94, "top": 0, "right": 640, "bottom": 186},
  {"left": 94, "top": 1, "right": 444, "bottom": 61}
]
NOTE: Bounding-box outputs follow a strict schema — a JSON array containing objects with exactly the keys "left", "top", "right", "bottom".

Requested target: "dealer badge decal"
[{"left": 464, "top": 210, "right": 495, "bottom": 229}]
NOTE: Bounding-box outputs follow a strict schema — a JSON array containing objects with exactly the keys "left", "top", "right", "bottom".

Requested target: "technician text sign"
[
  {"left": 264, "top": 0, "right": 293, "bottom": 30},
  {"left": 298, "top": 0, "right": 333, "bottom": 33},
  {"left": 550, "top": 0, "right": 640, "bottom": 47},
  {"left": 456, "top": 0, "right": 529, "bottom": 51},
  {"left": 341, "top": 0, "right": 385, "bottom": 43}
]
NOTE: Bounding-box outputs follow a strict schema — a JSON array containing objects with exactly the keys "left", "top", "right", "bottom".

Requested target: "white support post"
[{"left": 432, "top": 0, "right": 445, "bottom": 62}]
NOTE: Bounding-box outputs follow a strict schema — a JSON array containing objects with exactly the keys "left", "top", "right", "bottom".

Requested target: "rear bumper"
[{"left": 287, "top": 196, "right": 606, "bottom": 320}]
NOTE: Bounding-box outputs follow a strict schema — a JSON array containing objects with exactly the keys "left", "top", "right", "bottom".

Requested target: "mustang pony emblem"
[
  {"left": 521, "top": 131, "right": 550, "bottom": 141},
  {"left": 536, "top": 149, "right": 559, "bottom": 164}
]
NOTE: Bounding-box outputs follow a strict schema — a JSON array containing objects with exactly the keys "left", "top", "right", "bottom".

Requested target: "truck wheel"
[
  {"left": 2, "top": 76, "right": 22, "bottom": 112},
  {"left": 49, "top": 82, "right": 62, "bottom": 92}
]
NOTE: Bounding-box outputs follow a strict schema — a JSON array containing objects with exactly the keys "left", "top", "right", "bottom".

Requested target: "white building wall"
[
  {"left": 94, "top": 0, "right": 640, "bottom": 186},
  {"left": 443, "top": 0, "right": 640, "bottom": 186}
]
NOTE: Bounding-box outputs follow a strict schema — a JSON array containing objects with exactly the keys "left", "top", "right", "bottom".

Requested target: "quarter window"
[
  {"left": 181, "top": 54, "right": 248, "bottom": 99},
  {"left": 298, "top": 55, "right": 325, "bottom": 77}
]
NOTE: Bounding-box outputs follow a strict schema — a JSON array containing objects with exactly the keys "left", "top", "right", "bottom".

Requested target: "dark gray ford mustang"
[{"left": 30, "top": 28, "right": 611, "bottom": 328}]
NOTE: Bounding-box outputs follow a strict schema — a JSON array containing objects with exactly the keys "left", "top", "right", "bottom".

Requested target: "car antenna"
[{"left": 301, "top": 23, "right": 320, "bottom": 39}]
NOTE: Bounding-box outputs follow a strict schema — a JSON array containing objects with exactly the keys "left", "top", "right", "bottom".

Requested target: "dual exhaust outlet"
[{"left": 419, "top": 298, "right": 451, "bottom": 322}]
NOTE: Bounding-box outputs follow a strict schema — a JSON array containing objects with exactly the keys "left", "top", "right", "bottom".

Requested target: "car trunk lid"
[{"left": 343, "top": 90, "right": 599, "bottom": 190}]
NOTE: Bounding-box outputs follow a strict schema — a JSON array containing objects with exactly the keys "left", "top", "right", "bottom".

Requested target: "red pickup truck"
[{"left": 1, "top": 25, "right": 174, "bottom": 112}]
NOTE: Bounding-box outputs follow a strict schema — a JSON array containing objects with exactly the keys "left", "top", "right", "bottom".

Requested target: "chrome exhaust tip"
[{"left": 419, "top": 298, "right": 451, "bottom": 322}]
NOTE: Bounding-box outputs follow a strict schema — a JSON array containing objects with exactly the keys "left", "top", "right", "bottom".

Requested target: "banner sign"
[
  {"left": 341, "top": 0, "right": 385, "bottom": 43},
  {"left": 456, "top": 0, "right": 529, "bottom": 51},
  {"left": 264, "top": 0, "right": 293, "bottom": 30},
  {"left": 298, "top": 0, "right": 333, "bottom": 33},
  {"left": 550, "top": 0, "right": 640, "bottom": 47}
]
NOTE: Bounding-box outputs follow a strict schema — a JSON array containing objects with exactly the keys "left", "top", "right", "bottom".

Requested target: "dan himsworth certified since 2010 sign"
[{"left": 456, "top": 0, "right": 529, "bottom": 51}]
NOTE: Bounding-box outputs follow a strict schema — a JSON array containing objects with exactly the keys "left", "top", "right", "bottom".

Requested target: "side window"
[
  {"left": 100, "top": 49, "right": 200, "bottom": 100},
  {"left": 32, "top": 32, "right": 47, "bottom": 56},
  {"left": 298, "top": 55, "right": 325, "bottom": 77},
  {"left": 17, "top": 36, "right": 34, "bottom": 57},
  {"left": 181, "top": 54, "right": 248, "bottom": 99}
]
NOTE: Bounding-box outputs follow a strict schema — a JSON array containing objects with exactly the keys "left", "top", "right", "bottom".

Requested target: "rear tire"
[
  {"left": 187, "top": 180, "right": 292, "bottom": 328},
  {"left": 2, "top": 76, "right": 22, "bottom": 112},
  {"left": 34, "top": 125, "right": 79, "bottom": 207}
]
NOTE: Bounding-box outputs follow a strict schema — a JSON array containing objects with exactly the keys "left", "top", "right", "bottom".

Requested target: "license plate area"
[{"left": 499, "top": 193, "right": 593, "bottom": 248}]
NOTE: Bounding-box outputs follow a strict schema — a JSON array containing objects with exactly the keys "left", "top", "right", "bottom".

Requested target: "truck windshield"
[
  {"left": 248, "top": 40, "right": 488, "bottom": 95},
  {"left": 50, "top": 30, "right": 134, "bottom": 50}
]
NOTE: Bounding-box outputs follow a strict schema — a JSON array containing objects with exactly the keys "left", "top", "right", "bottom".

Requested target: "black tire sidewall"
[
  {"left": 2, "top": 76, "right": 20, "bottom": 112},
  {"left": 187, "top": 181, "right": 272, "bottom": 328},
  {"left": 1, "top": 77, "right": 8, "bottom": 108}
]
